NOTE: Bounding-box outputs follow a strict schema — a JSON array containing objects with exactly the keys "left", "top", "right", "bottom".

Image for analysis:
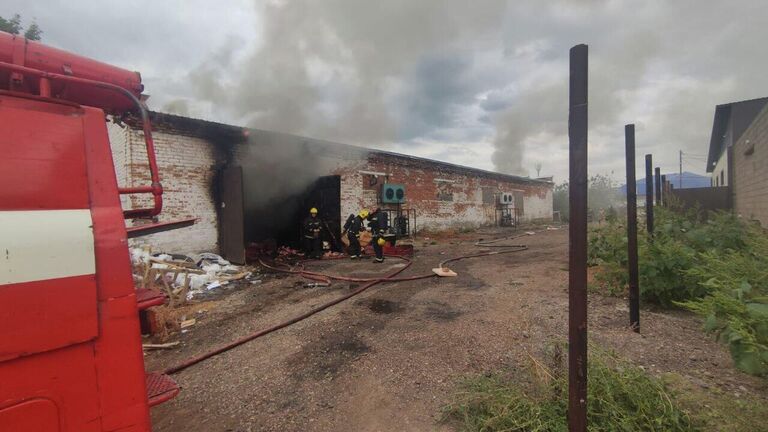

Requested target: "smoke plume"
[{"left": 167, "top": 0, "right": 768, "bottom": 180}]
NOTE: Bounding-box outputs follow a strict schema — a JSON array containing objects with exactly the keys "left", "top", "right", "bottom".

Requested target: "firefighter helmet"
[
  {"left": 310, "top": 207, "right": 318, "bottom": 214},
  {"left": 377, "top": 237, "right": 386, "bottom": 246},
  {"left": 359, "top": 209, "right": 370, "bottom": 219}
]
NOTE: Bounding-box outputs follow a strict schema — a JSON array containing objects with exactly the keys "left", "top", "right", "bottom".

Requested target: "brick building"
[
  {"left": 109, "top": 112, "right": 553, "bottom": 258},
  {"left": 706, "top": 97, "right": 768, "bottom": 226}
]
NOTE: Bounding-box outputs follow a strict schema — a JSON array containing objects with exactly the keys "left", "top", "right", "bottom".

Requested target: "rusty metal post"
[
  {"left": 661, "top": 174, "right": 667, "bottom": 207},
  {"left": 645, "top": 154, "right": 654, "bottom": 236},
  {"left": 654, "top": 167, "right": 661, "bottom": 207},
  {"left": 626, "top": 125, "right": 640, "bottom": 332},
  {"left": 568, "top": 43, "right": 588, "bottom": 432}
]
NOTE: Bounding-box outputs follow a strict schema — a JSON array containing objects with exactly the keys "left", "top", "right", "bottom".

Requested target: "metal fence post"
[
  {"left": 654, "top": 167, "right": 661, "bottom": 207},
  {"left": 626, "top": 126, "right": 640, "bottom": 332},
  {"left": 568, "top": 43, "right": 588, "bottom": 432},
  {"left": 645, "top": 155, "right": 654, "bottom": 236}
]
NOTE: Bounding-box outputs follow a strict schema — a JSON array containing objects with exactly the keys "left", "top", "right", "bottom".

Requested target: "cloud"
[{"left": 5, "top": 0, "right": 768, "bottom": 182}]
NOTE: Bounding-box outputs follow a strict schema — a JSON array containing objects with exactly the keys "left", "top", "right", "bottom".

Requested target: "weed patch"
[
  {"left": 587, "top": 208, "right": 768, "bottom": 376},
  {"left": 443, "top": 347, "right": 697, "bottom": 431}
]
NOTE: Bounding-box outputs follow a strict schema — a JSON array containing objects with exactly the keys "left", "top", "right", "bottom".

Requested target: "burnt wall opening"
[{"left": 242, "top": 173, "right": 342, "bottom": 250}]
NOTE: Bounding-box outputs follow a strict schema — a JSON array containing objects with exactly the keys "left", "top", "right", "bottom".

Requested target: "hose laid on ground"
[
  {"left": 259, "top": 259, "right": 435, "bottom": 283},
  {"left": 164, "top": 255, "right": 416, "bottom": 375},
  {"left": 474, "top": 231, "right": 534, "bottom": 247},
  {"left": 163, "top": 232, "right": 533, "bottom": 375}
]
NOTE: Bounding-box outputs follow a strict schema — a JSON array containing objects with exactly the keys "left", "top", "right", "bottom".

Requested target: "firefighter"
[
  {"left": 367, "top": 207, "right": 388, "bottom": 263},
  {"left": 303, "top": 207, "right": 323, "bottom": 259},
  {"left": 343, "top": 209, "right": 368, "bottom": 259}
]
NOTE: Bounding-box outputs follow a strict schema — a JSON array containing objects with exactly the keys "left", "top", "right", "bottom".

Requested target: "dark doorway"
[
  {"left": 224, "top": 167, "right": 343, "bottom": 253},
  {"left": 256, "top": 175, "right": 341, "bottom": 250},
  {"left": 302, "top": 176, "right": 342, "bottom": 251}
]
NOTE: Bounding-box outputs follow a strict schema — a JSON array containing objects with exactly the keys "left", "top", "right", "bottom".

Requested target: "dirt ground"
[{"left": 145, "top": 227, "right": 768, "bottom": 432}]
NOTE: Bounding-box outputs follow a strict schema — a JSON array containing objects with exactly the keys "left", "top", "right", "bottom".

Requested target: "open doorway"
[{"left": 217, "top": 169, "right": 342, "bottom": 263}]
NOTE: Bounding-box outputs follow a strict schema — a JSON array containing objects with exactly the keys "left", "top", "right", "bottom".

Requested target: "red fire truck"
[{"left": 0, "top": 31, "right": 185, "bottom": 431}]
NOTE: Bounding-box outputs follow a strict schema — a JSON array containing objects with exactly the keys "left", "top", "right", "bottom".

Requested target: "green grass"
[
  {"left": 443, "top": 348, "right": 697, "bottom": 432},
  {"left": 662, "top": 372, "right": 768, "bottom": 432}
]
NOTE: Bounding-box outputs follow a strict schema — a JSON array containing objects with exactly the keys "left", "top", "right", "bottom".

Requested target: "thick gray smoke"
[
  {"left": 164, "top": 0, "right": 768, "bottom": 180},
  {"left": 11, "top": 0, "right": 768, "bottom": 180},
  {"left": 235, "top": 130, "right": 365, "bottom": 241},
  {"left": 179, "top": 0, "right": 507, "bottom": 146}
]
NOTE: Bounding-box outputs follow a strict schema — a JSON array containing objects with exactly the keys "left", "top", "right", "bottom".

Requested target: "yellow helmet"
[
  {"left": 377, "top": 237, "right": 386, "bottom": 246},
  {"left": 310, "top": 207, "right": 318, "bottom": 214},
  {"left": 359, "top": 209, "right": 369, "bottom": 219}
]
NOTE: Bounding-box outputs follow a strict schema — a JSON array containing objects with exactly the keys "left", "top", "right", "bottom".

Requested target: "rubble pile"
[{"left": 131, "top": 248, "right": 256, "bottom": 304}]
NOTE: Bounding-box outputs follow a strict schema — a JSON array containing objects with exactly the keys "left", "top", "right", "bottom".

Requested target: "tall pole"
[
  {"left": 568, "top": 43, "right": 588, "bottom": 432},
  {"left": 645, "top": 154, "right": 654, "bottom": 236},
  {"left": 679, "top": 150, "right": 683, "bottom": 189},
  {"left": 654, "top": 167, "right": 662, "bottom": 206},
  {"left": 661, "top": 174, "right": 667, "bottom": 207},
  {"left": 626, "top": 125, "right": 640, "bottom": 332}
]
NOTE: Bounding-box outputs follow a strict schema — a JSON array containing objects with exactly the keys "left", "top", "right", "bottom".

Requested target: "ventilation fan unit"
[
  {"left": 498, "top": 192, "right": 515, "bottom": 205},
  {"left": 381, "top": 183, "right": 406, "bottom": 204}
]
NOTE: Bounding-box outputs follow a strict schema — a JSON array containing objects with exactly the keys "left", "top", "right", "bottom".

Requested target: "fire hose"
[{"left": 163, "top": 234, "right": 532, "bottom": 375}]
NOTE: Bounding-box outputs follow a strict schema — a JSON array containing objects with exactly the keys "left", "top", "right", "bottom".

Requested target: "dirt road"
[{"left": 146, "top": 228, "right": 767, "bottom": 431}]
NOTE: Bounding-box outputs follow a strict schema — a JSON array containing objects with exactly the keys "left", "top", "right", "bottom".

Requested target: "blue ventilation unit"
[{"left": 381, "top": 183, "right": 406, "bottom": 204}]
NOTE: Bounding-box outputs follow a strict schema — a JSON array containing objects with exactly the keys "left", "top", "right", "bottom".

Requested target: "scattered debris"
[
  {"left": 278, "top": 245, "right": 302, "bottom": 258},
  {"left": 180, "top": 318, "right": 196, "bottom": 329},
  {"left": 323, "top": 251, "right": 347, "bottom": 259},
  {"left": 131, "top": 247, "right": 254, "bottom": 305}
]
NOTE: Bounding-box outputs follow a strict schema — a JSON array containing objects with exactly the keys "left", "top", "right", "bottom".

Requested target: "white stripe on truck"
[{"left": 0, "top": 209, "right": 95, "bottom": 285}]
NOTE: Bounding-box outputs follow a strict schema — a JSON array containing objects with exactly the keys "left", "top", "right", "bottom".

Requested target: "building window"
[
  {"left": 436, "top": 181, "right": 453, "bottom": 202},
  {"left": 481, "top": 187, "right": 496, "bottom": 204},
  {"left": 720, "top": 171, "right": 724, "bottom": 186},
  {"left": 514, "top": 191, "right": 524, "bottom": 215},
  {"left": 362, "top": 174, "right": 380, "bottom": 191}
]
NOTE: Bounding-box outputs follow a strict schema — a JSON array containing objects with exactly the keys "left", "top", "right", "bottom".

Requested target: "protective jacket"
[
  {"left": 367, "top": 209, "right": 388, "bottom": 234},
  {"left": 303, "top": 216, "right": 322, "bottom": 239},
  {"left": 343, "top": 214, "right": 365, "bottom": 236}
]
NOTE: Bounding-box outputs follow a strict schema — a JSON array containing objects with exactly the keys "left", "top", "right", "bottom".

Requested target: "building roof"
[
  {"left": 133, "top": 111, "right": 552, "bottom": 186},
  {"left": 706, "top": 96, "right": 768, "bottom": 172}
]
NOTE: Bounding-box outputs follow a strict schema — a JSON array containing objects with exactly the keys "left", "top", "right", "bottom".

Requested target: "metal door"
[{"left": 218, "top": 166, "right": 246, "bottom": 264}]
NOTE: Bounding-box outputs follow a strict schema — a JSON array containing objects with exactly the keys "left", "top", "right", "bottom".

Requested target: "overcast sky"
[{"left": 3, "top": 1, "right": 766, "bottom": 183}]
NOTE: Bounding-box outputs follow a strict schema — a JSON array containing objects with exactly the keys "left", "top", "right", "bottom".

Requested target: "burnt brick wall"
[
  {"left": 733, "top": 105, "right": 768, "bottom": 227},
  {"left": 108, "top": 123, "right": 223, "bottom": 253},
  {"left": 112, "top": 125, "right": 553, "bottom": 253}
]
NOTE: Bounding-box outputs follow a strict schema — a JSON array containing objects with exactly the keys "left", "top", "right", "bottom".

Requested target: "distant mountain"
[{"left": 617, "top": 172, "right": 710, "bottom": 196}]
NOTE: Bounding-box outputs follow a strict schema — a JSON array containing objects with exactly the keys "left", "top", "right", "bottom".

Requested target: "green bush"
[
  {"left": 678, "top": 228, "right": 768, "bottom": 376},
  {"left": 639, "top": 235, "right": 699, "bottom": 307},
  {"left": 587, "top": 221, "right": 627, "bottom": 266},
  {"left": 443, "top": 348, "right": 697, "bottom": 431},
  {"left": 587, "top": 207, "right": 768, "bottom": 376}
]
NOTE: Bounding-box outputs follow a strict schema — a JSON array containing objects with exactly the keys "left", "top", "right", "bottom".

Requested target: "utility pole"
[{"left": 679, "top": 150, "right": 683, "bottom": 189}]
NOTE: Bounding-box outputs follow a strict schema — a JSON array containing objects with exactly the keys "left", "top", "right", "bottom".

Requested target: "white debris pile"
[{"left": 130, "top": 248, "right": 255, "bottom": 303}]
